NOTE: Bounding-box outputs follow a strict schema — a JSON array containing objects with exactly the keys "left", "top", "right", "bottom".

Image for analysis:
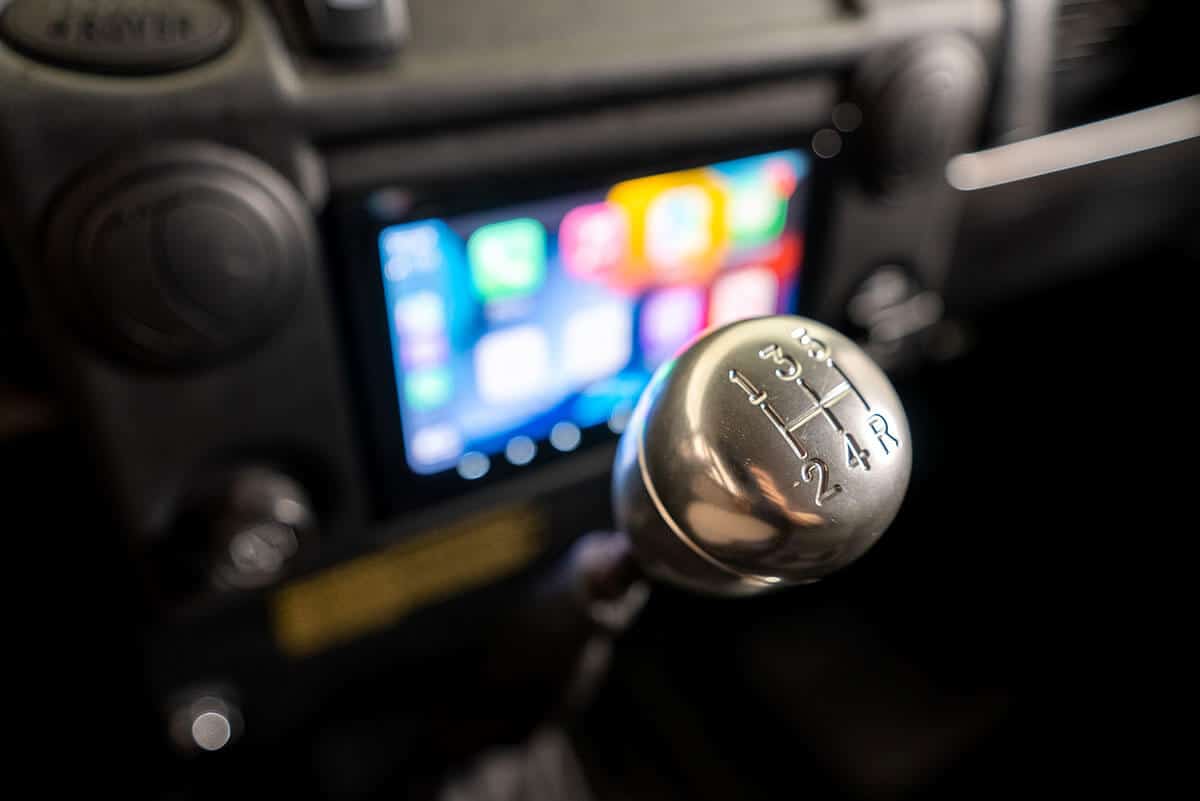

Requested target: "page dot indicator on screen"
[
  {"left": 550, "top": 422, "right": 582, "bottom": 452},
  {"left": 457, "top": 452, "right": 490, "bottom": 480},
  {"left": 505, "top": 436, "right": 537, "bottom": 466}
]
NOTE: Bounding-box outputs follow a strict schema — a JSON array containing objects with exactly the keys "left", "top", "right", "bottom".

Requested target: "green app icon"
[
  {"left": 405, "top": 367, "right": 453, "bottom": 412},
  {"left": 468, "top": 218, "right": 547, "bottom": 301},
  {"left": 729, "top": 180, "right": 788, "bottom": 248}
]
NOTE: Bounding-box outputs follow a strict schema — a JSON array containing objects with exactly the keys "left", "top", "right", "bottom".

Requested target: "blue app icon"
[
  {"left": 379, "top": 219, "right": 475, "bottom": 349},
  {"left": 380, "top": 220, "right": 452, "bottom": 283}
]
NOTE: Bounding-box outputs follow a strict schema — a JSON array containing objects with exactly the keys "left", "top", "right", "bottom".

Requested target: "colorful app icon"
[
  {"left": 405, "top": 366, "right": 454, "bottom": 412},
  {"left": 560, "top": 202, "right": 629, "bottom": 281},
  {"left": 467, "top": 218, "right": 547, "bottom": 302},
  {"left": 709, "top": 266, "right": 779, "bottom": 328},
  {"left": 563, "top": 301, "right": 634, "bottom": 386},
  {"left": 712, "top": 151, "right": 805, "bottom": 248},
  {"left": 764, "top": 155, "right": 802, "bottom": 196},
  {"left": 609, "top": 169, "right": 727, "bottom": 288},
  {"left": 645, "top": 185, "right": 715, "bottom": 276},
  {"left": 393, "top": 292, "right": 446, "bottom": 337},
  {"left": 728, "top": 179, "right": 788, "bottom": 248},
  {"left": 772, "top": 232, "right": 803, "bottom": 276},
  {"left": 640, "top": 286, "right": 706, "bottom": 367},
  {"left": 409, "top": 423, "right": 464, "bottom": 471},
  {"left": 380, "top": 221, "right": 450, "bottom": 282},
  {"left": 394, "top": 292, "right": 450, "bottom": 368},
  {"left": 399, "top": 335, "right": 449, "bottom": 369},
  {"left": 474, "top": 324, "right": 551, "bottom": 404}
]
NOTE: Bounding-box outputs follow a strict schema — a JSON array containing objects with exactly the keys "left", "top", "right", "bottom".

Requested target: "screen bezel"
[{"left": 329, "top": 134, "right": 834, "bottom": 519}]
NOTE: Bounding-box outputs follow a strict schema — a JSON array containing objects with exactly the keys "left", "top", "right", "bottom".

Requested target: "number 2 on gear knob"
[{"left": 612, "top": 315, "right": 912, "bottom": 596}]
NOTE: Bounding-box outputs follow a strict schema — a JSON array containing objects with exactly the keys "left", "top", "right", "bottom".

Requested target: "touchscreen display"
[{"left": 377, "top": 149, "right": 810, "bottom": 478}]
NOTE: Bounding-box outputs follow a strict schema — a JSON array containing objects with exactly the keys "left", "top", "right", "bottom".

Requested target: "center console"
[{"left": 0, "top": 0, "right": 1001, "bottom": 749}]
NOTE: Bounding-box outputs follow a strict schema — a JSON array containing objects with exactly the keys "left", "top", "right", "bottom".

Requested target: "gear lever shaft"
[{"left": 612, "top": 316, "right": 911, "bottom": 595}]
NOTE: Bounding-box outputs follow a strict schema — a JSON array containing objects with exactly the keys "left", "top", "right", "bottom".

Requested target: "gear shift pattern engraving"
[
  {"left": 613, "top": 316, "right": 912, "bottom": 595},
  {"left": 728, "top": 369, "right": 810, "bottom": 461},
  {"left": 734, "top": 330, "right": 897, "bottom": 502}
]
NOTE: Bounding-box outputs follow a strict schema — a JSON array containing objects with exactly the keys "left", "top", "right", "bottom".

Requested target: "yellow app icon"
[{"left": 608, "top": 169, "right": 728, "bottom": 288}]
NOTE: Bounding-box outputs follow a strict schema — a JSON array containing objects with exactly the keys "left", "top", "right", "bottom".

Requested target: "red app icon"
[{"left": 709, "top": 266, "right": 779, "bottom": 328}]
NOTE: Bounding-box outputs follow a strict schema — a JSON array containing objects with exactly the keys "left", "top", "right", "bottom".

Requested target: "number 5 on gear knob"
[{"left": 612, "top": 315, "right": 912, "bottom": 596}]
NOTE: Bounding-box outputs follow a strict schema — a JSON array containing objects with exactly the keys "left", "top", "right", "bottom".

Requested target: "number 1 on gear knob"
[{"left": 612, "top": 315, "right": 912, "bottom": 596}]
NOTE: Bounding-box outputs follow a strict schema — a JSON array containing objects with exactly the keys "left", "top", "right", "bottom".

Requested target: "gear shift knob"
[{"left": 613, "top": 316, "right": 911, "bottom": 595}]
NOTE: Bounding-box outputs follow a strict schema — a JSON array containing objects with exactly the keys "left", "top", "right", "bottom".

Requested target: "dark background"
[{"left": 2, "top": 1, "right": 1196, "bottom": 798}]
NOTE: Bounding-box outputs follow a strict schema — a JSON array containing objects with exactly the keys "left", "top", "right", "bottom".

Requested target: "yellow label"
[{"left": 271, "top": 505, "right": 545, "bottom": 658}]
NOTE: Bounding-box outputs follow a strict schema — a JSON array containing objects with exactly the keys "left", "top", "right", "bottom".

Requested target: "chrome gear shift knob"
[{"left": 613, "top": 316, "right": 911, "bottom": 595}]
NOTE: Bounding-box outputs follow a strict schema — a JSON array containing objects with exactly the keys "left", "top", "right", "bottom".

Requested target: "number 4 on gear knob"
[{"left": 612, "top": 315, "right": 911, "bottom": 596}]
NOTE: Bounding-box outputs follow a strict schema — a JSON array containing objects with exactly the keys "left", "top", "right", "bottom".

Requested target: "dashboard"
[{"left": 1, "top": 1, "right": 1196, "bottom": 798}]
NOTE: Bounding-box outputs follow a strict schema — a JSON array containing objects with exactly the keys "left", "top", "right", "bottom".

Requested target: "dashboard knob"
[
  {"left": 854, "top": 34, "right": 989, "bottom": 192},
  {"left": 613, "top": 316, "right": 911, "bottom": 595},
  {"left": 44, "top": 143, "right": 312, "bottom": 368},
  {"left": 208, "top": 468, "right": 317, "bottom": 591}
]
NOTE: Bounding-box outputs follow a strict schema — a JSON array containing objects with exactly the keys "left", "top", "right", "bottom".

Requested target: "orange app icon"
[{"left": 608, "top": 168, "right": 728, "bottom": 288}]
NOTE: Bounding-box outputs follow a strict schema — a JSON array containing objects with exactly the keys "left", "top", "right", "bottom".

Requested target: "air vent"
[
  {"left": 1052, "top": 1, "right": 1197, "bottom": 129},
  {"left": 1055, "top": 0, "right": 1146, "bottom": 67}
]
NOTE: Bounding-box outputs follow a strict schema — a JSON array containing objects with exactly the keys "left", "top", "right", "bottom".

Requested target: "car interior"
[{"left": 1, "top": 1, "right": 1195, "bottom": 798}]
